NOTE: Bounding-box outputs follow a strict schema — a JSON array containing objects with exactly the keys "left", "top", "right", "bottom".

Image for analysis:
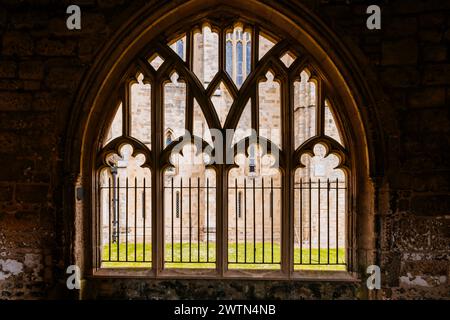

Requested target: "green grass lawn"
[{"left": 102, "top": 243, "right": 345, "bottom": 271}]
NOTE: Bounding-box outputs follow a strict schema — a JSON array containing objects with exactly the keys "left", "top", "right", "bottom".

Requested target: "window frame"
[{"left": 93, "top": 17, "right": 354, "bottom": 280}]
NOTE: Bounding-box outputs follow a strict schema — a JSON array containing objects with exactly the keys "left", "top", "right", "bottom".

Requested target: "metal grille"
[
  {"left": 100, "top": 177, "right": 152, "bottom": 266},
  {"left": 293, "top": 178, "right": 346, "bottom": 268},
  {"left": 99, "top": 176, "right": 347, "bottom": 269},
  {"left": 164, "top": 177, "right": 216, "bottom": 267},
  {"left": 228, "top": 177, "right": 282, "bottom": 267}
]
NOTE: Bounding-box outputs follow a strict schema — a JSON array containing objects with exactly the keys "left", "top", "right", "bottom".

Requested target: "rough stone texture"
[
  {"left": 0, "top": 0, "right": 449, "bottom": 300},
  {"left": 86, "top": 279, "right": 361, "bottom": 300}
]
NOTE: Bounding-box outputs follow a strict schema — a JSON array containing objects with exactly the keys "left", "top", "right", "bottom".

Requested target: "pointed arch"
[{"left": 65, "top": 0, "right": 390, "bottom": 289}]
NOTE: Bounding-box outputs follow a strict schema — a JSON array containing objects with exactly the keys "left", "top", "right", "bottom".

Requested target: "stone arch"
[{"left": 64, "top": 0, "right": 392, "bottom": 298}]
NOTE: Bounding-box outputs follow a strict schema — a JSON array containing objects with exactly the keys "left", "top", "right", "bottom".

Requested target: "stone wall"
[{"left": 0, "top": 0, "right": 448, "bottom": 299}]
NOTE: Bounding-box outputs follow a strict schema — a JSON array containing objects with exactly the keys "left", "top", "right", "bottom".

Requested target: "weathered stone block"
[
  {"left": 444, "top": 29, "right": 450, "bottom": 42},
  {"left": 0, "top": 155, "right": 33, "bottom": 182},
  {"left": 78, "top": 35, "right": 104, "bottom": 62},
  {"left": 35, "top": 39, "right": 77, "bottom": 56},
  {"left": 422, "top": 45, "right": 447, "bottom": 62},
  {"left": 15, "top": 184, "right": 49, "bottom": 203},
  {"left": 423, "top": 64, "right": 450, "bottom": 85},
  {"left": 382, "top": 38, "right": 418, "bottom": 65},
  {"left": 80, "top": 13, "right": 108, "bottom": 34},
  {"left": 19, "top": 61, "right": 44, "bottom": 80},
  {"left": 385, "top": 17, "right": 418, "bottom": 37},
  {"left": 32, "top": 91, "right": 71, "bottom": 111},
  {"left": 0, "top": 79, "right": 23, "bottom": 90},
  {"left": 419, "top": 29, "right": 442, "bottom": 43},
  {"left": 0, "top": 8, "right": 6, "bottom": 29},
  {"left": 404, "top": 108, "right": 450, "bottom": 133},
  {"left": 0, "top": 132, "right": 20, "bottom": 154},
  {"left": 10, "top": 11, "right": 49, "bottom": 30},
  {"left": 408, "top": 87, "right": 446, "bottom": 108},
  {"left": 411, "top": 195, "right": 450, "bottom": 216},
  {"left": 0, "top": 61, "right": 17, "bottom": 78},
  {"left": 419, "top": 13, "right": 446, "bottom": 28},
  {"left": 2, "top": 32, "right": 34, "bottom": 56},
  {"left": 0, "top": 92, "right": 32, "bottom": 111},
  {"left": 23, "top": 80, "right": 41, "bottom": 91},
  {"left": 380, "top": 67, "right": 419, "bottom": 88},
  {"left": 393, "top": 214, "right": 448, "bottom": 251},
  {"left": 0, "top": 112, "right": 52, "bottom": 131},
  {"left": 0, "top": 184, "right": 13, "bottom": 202},
  {"left": 391, "top": 172, "right": 450, "bottom": 192},
  {"left": 402, "top": 260, "right": 448, "bottom": 277},
  {"left": 98, "top": 0, "right": 126, "bottom": 8},
  {"left": 45, "top": 66, "right": 84, "bottom": 90},
  {"left": 392, "top": 0, "right": 425, "bottom": 14}
]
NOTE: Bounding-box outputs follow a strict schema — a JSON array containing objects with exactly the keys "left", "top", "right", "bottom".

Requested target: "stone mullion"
[
  {"left": 252, "top": 85, "right": 259, "bottom": 135},
  {"left": 122, "top": 81, "right": 131, "bottom": 137},
  {"left": 252, "top": 26, "right": 258, "bottom": 74},
  {"left": 217, "top": 165, "right": 226, "bottom": 276},
  {"left": 286, "top": 72, "right": 295, "bottom": 277},
  {"left": 251, "top": 27, "right": 259, "bottom": 135},
  {"left": 316, "top": 78, "right": 325, "bottom": 137},
  {"left": 186, "top": 30, "right": 193, "bottom": 71},
  {"left": 186, "top": 85, "right": 193, "bottom": 134},
  {"left": 219, "top": 28, "right": 225, "bottom": 76},
  {"left": 153, "top": 76, "right": 163, "bottom": 274}
]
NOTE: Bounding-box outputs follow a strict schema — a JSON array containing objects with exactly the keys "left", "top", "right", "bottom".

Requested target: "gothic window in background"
[{"left": 226, "top": 38, "right": 233, "bottom": 78}]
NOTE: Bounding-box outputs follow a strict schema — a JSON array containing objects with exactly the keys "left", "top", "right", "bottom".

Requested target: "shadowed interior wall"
[{"left": 0, "top": 0, "right": 448, "bottom": 300}]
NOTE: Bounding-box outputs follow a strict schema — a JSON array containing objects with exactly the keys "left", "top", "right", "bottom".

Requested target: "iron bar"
[
  {"left": 180, "top": 178, "right": 183, "bottom": 262},
  {"left": 143, "top": 178, "right": 146, "bottom": 262},
  {"left": 262, "top": 177, "right": 265, "bottom": 263},
  {"left": 126, "top": 178, "right": 128, "bottom": 262},
  {"left": 253, "top": 178, "right": 256, "bottom": 263},
  {"left": 309, "top": 178, "right": 312, "bottom": 264},
  {"left": 270, "top": 177, "right": 274, "bottom": 263},
  {"left": 206, "top": 178, "right": 209, "bottom": 262},
  {"left": 171, "top": 177, "right": 174, "bottom": 262},
  {"left": 244, "top": 178, "right": 247, "bottom": 263},
  {"left": 134, "top": 177, "right": 137, "bottom": 261},
  {"left": 189, "top": 178, "right": 192, "bottom": 262},
  {"left": 318, "top": 178, "right": 320, "bottom": 264},
  {"left": 108, "top": 178, "right": 111, "bottom": 261},
  {"left": 235, "top": 178, "right": 238, "bottom": 263},
  {"left": 336, "top": 178, "right": 339, "bottom": 264},
  {"left": 327, "top": 179, "right": 330, "bottom": 264},
  {"left": 117, "top": 177, "right": 120, "bottom": 261},
  {"left": 197, "top": 177, "right": 200, "bottom": 262},
  {"left": 299, "top": 178, "right": 302, "bottom": 264}
]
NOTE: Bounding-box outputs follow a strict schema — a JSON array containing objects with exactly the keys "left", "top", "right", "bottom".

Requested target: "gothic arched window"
[
  {"left": 246, "top": 39, "right": 251, "bottom": 76},
  {"left": 97, "top": 18, "right": 350, "bottom": 276},
  {"left": 236, "top": 41, "right": 243, "bottom": 86},
  {"left": 226, "top": 38, "right": 233, "bottom": 77},
  {"left": 176, "top": 40, "right": 184, "bottom": 59}
]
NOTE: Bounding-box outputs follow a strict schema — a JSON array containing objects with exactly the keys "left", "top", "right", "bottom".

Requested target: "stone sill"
[{"left": 90, "top": 268, "right": 360, "bottom": 282}]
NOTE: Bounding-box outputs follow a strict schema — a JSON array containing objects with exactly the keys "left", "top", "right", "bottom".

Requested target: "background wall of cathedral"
[
  {"left": 101, "top": 33, "right": 344, "bottom": 247},
  {"left": 0, "top": 0, "right": 449, "bottom": 299}
]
